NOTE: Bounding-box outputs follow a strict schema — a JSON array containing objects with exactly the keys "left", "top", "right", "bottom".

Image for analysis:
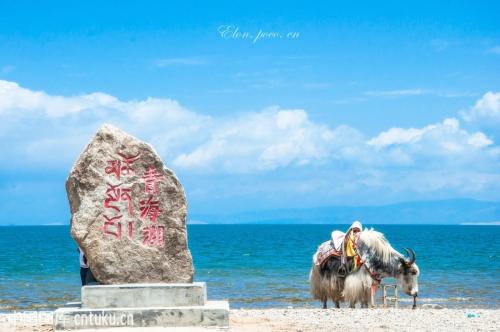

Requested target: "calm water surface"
[{"left": 0, "top": 224, "right": 498, "bottom": 311}]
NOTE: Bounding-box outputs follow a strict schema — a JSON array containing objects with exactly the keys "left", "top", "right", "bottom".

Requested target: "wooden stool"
[{"left": 380, "top": 284, "right": 398, "bottom": 308}]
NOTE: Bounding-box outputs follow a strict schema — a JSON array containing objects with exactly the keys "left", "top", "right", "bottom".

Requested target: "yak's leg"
[
  {"left": 349, "top": 301, "right": 356, "bottom": 309},
  {"left": 362, "top": 289, "right": 370, "bottom": 308},
  {"left": 335, "top": 301, "right": 340, "bottom": 308},
  {"left": 322, "top": 299, "right": 327, "bottom": 309},
  {"left": 370, "top": 283, "right": 378, "bottom": 308}
]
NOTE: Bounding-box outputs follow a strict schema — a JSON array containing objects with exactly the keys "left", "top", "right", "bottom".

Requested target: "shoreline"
[
  {"left": 2, "top": 297, "right": 498, "bottom": 312},
  {"left": 1, "top": 308, "right": 498, "bottom": 332}
]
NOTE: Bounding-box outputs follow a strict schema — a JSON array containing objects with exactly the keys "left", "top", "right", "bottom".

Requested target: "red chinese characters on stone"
[
  {"left": 103, "top": 217, "right": 134, "bottom": 240},
  {"left": 102, "top": 151, "right": 139, "bottom": 240},
  {"left": 102, "top": 158, "right": 167, "bottom": 248},
  {"left": 103, "top": 214, "right": 122, "bottom": 239},
  {"left": 118, "top": 152, "right": 140, "bottom": 176},
  {"left": 139, "top": 165, "right": 166, "bottom": 247},
  {"left": 143, "top": 225, "right": 165, "bottom": 248},
  {"left": 105, "top": 152, "right": 140, "bottom": 180},
  {"left": 139, "top": 195, "right": 161, "bottom": 223},
  {"left": 127, "top": 221, "right": 133, "bottom": 240},
  {"left": 142, "top": 166, "right": 164, "bottom": 194},
  {"left": 103, "top": 183, "right": 133, "bottom": 217}
]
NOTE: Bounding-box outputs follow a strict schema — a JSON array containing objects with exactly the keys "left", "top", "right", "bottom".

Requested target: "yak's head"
[{"left": 396, "top": 248, "right": 420, "bottom": 297}]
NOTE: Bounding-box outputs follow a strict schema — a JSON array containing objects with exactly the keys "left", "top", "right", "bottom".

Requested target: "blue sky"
[{"left": 0, "top": 1, "right": 499, "bottom": 224}]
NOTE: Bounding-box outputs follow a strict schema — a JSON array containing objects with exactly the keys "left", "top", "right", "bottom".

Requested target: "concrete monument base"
[{"left": 53, "top": 283, "right": 229, "bottom": 330}]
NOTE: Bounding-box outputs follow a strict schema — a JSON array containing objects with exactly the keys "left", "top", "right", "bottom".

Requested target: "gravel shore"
[
  {"left": 229, "top": 308, "right": 499, "bottom": 332},
  {"left": 1, "top": 308, "right": 498, "bottom": 332}
]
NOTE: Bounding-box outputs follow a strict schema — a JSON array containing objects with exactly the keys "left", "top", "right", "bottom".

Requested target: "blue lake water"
[{"left": 0, "top": 224, "right": 498, "bottom": 311}]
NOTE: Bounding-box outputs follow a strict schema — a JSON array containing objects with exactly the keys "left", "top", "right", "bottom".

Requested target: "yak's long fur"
[
  {"left": 309, "top": 262, "right": 343, "bottom": 308},
  {"left": 358, "top": 229, "right": 400, "bottom": 265},
  {"left": 309, "top": 254, "right": 356, "bottom": 308},
  {"left": 310, "top": 259, "right": 372, "bottom": 309},
  {"left": 343, "top": 266, "right": 372, "bottom": 308}
]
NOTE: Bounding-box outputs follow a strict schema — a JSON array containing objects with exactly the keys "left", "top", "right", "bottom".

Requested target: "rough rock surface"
[{"left": 67, "top": 124, "right": 194, "bottom": 284}]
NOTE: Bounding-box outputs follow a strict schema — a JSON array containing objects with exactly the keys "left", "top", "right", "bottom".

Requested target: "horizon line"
[{"left": 0, "top": 222, "right": 498, "bottom": 227}]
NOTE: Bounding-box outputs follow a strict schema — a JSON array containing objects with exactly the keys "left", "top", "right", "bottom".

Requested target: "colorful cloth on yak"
[
  {"left": 330, "top": 229, "right": 359, "bottom": 257},
  {"left": 331, "top": 230, "right": 345, "bottom": 251},
  {"left": 313, "top": 240, "right": 340, "bottom": 266},
  {"left": 345, "top": 231, "right": 357, "bottom": 257}
]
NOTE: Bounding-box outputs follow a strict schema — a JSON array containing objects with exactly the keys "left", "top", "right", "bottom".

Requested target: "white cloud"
[
  {"left": 0, "top": 79, "right": 499, "bottom": 200},
  {"left": 0, "top": 80, "right": 119, "bottom": 117},
  {"left": 368, "top": 127, "right": 424, "bottom": 148},
  {"left": 462, "top": 91, "right": 500, "bottom": 122},
  {"left": 367, "top": 118, "right": 497, "bottom": 171},
  {"left": 173, "top": 108, "right": 355, "bottom": 172},
  {"left": 368, "top": 118, "right": 492, "bottom": 150},
  {"left": 0, "top": 80, "right": 208, "bottom": 167}
]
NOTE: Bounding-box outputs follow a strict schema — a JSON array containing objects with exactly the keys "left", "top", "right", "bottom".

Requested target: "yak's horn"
[{"left": 404, "top": 248, "right": 416, "bottom": 265}]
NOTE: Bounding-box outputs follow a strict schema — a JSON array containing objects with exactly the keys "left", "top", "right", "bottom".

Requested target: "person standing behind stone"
[
  {"left": 78, "top": 247, "right": 98, "bottom": 285},
  {"left": 78, "top": 247, "right": 89, "bottom": 286}
]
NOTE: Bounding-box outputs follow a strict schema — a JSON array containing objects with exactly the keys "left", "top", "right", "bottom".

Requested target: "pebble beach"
[{"left": 1, "top": 308, "right": 499, "bottom": 332}]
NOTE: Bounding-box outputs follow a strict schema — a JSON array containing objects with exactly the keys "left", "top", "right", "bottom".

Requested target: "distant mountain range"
[{"left": 189, "top": 199, "right": 500, "bottom": 225}]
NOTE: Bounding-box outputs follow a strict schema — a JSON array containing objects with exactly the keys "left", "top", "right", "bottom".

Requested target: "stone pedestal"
[{"left": 53, "top": 283, "right": 229, "bottom": 330}]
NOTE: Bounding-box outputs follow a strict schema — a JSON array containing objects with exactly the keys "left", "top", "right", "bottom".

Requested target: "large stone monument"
[
  {"left": 67, "top": 124, "right": 193, "bottom": 284},
  {"left": 54, "top": 125, "right": 229, "bottom": 330}
]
